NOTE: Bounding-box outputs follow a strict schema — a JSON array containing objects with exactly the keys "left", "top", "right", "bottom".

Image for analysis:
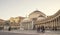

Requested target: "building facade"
[
  {"left": 1, "top": 10, "right": 60, "bottom": 30},
  {"left": 36, "top": 10, "right": 60, "bottom": 30},
  {"left": 0, "top": 19, "right": 5, "bottom": 30},
  {"left": 9, "top": 16, "right": 25, "bottom": 29},
  {"left": 20, "top": 10, "right": 60, "bottom": 30},
  {"left": 20, "top": 10, "right": 46, "bottom": 30}
]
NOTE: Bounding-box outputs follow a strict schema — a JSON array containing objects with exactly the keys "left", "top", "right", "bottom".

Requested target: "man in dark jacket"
[
  {"left": 8, "top": 26, "right": 11, "bottom": 31},
  {"left": 41, "top": 26, "right": 45, "bottom": 33},
  {"left": 37, "top": 26, "right": 40, "bottom": 32}
]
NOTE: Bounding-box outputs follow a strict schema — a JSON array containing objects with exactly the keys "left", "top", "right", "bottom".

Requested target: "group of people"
[
  {"left": 37, "top": 26, "right": 45, "bottom": 33},
  {"left": 8, "top": 26, "right": 45, "bottom": 32}
]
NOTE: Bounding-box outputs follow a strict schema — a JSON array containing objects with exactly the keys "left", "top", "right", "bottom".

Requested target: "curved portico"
[{"left": 36, "top": 10, "right": 60, "bottom": 30}]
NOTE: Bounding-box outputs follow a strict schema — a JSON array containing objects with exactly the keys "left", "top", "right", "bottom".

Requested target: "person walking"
[
  {"left": 37, "top": 26, "right": 40, "bottom": 33},
  {"left": 41, "top": 26, "right": 45, "bottom": 33},
  {"left": 8, "top": 26, "right": 11, "bottom": 31}
]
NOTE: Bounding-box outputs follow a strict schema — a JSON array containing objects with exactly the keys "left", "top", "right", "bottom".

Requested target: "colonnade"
[{"left": 36, "top": 15, "right": 60, "bottom": 30}]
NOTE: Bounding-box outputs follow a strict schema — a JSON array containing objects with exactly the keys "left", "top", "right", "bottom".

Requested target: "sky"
[{"left": 0, "top": 0, "right": 60, "bottom": 20}]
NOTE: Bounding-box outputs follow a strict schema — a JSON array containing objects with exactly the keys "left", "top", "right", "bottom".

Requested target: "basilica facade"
[
  {"left": 20, "top": 10, "right": 46, "bottom": 30},
  {"left": 20, "top": 10, "right": 60, "bottom": 30}
]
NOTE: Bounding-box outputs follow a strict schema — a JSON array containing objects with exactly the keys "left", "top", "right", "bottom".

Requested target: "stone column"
[
  {"left": 58, "top": 17, "right": 59, "bottom": 26},
  {"left": 58, "top": 16, "right": 60, "bottom": 29},
  {"left": 32, "top": 21, "right": 34, "bottom": 30},
  {"left": 51, "top": 21, "right": 53, "bottom": 29},
  {"left": 54, "top": 20, "right": 55, "bottom": 27},
  {"left": 57, "top": 18, "right": 58, "bottom": 26},
  {"left": 57, "top": 17, "right": 59, "bottom": 29},
  {"left": 56, "top": 18, "right": 57, "bottom": 27},
  {"left": 28, "top": 23, "right": 30, "bottom": 30}
]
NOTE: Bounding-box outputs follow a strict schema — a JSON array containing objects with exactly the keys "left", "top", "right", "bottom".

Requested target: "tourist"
[
  {"left": 41, "top": 26, "right": 45, "bottom": 33},
  {"left": 8, "top": 26, "right": 11, "bottom": 31},
  {"left": 37, "top": 26, "right": 40, "bottom": 33}
]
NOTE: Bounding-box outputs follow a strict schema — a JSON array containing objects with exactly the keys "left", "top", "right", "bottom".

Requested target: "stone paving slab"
[
  {"left": 1, "top": 30, "right": 60, "bottom": 35},
  {"left": 1, "top": 30, "right": 38, "bottom": 35}
]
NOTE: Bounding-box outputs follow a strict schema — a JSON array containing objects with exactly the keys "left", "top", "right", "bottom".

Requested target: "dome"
[{"left": 29, "top": 10, "right": 46, "bottom": 18}]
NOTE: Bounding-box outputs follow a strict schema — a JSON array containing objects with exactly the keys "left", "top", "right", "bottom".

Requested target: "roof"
[
  {"left": 29, "top": 10, "right": 46, "bottom": 16},
  {"left": 29, "top": 10, "right": 46, "bottom": 18},
  {"left": 36, "top": 10, "right": 60, "bottom": 24}
]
